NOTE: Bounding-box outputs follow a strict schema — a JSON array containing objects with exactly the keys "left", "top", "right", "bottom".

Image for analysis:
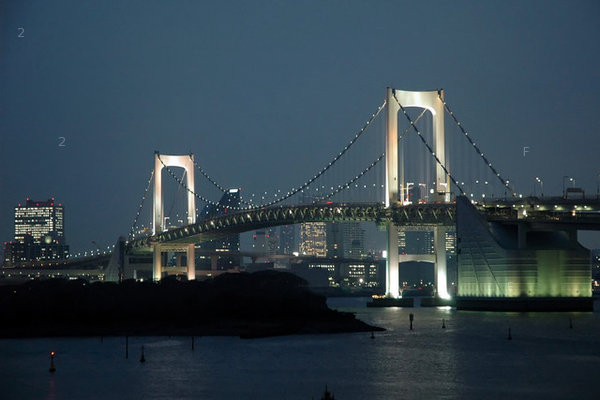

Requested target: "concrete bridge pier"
[
  {"left": 387, "top": 226, "right": 449, "bottom": 299},
  {"left": 152, "top": 243, "right": 196, "bottom": 281}
]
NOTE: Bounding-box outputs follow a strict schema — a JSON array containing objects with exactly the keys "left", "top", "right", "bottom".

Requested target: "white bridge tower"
[
  {"left": 152, "top": 152, "right": 196, "bottom": 281},
  {"left": 385, "top": 88, "right": 450, "bottom": 299}
]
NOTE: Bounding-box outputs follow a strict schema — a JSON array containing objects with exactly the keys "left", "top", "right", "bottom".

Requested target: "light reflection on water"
[{"left": 1, "top": 298, "right": 599, "bottom": 399}]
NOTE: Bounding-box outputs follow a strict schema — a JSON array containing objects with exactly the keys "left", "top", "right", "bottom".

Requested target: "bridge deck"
[
  {"left": 128, "top": 203, "right": 455, "bottom": 248},
  {"left": 127, "top": 197, "right": 600, "bottom": 249}
]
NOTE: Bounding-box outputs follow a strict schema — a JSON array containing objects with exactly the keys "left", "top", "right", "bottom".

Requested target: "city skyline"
[{"left": 1, "top": 1, "right": 599, "bottom": 253}]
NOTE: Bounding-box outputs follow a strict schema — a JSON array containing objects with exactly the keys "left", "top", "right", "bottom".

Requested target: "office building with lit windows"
[
  {"left": 299, "top": 222, "right": 327, "bottom": 257},
  {"left": 3, "top": 198, "right": 69, "bottom": 266}
]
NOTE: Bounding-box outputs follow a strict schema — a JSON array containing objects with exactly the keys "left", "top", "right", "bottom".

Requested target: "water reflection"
[{"left": 1, "top": 301, "right": 599, "bottom": 399}]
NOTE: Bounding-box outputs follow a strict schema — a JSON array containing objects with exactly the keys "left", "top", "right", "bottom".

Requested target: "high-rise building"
[
  {"left": 253, "top": 228, "right": 279, "bottom": 255},
  {"left": 3, "top": 198, "right": 69, "bottom": 266},
  {"left": 299, "top": 222, "right": 327, "bottom": 257},
  {"left": 198, "top": 189, "right": 241, "bottom": 268},
  {"left": 326, "top": 222, "right": 365, "bottom": 259},
  {"left": 299, "top": 192, "right": 327, "bottom": 257},
  {"left": 279, "top": 225, "right": 295, "bottom": 255},
  {"left": 14, "top": 198, "right": 65, "bottom": 244}
]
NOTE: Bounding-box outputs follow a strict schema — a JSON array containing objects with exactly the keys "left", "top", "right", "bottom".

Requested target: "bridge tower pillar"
[
  {"left": 152, "top": 152, "right": 197, "bottom": 281},
  {"left": 385, "top": 88, "right": 400, "bottom": 297},
  {"left": 385, "top": 88, "right": 450, "bottom": 298},
  {"left": 153, "top": 152, "right": 196, "bottom": 235},
  {"left": 153, "top": 243, "right": 163, "bottom": 280},
  {"left": 186, "top": 244, "right": 196, "bottom": 280},
  {"left": 385, "top": 88, "right": 449, "bottom": 204}
]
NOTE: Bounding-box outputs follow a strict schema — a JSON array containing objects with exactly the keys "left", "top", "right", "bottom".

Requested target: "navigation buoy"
[
  {"left": 49, "top": 351, "right": 56, "bottom": 373},
  {"left": 442, "top": 318, "right": 446, "bottom": 329},
  {"left": 508, "top": 328, "right": 512, "bottom": 341},
  {"left": 409, "top": 313, "right": 414, "bottom": 330},
  {"left": 140, "top": 346, "right": 146, "bottom": 363},
  {"left": 569, "top": 318, "right": 573, "bottom": 329},
  {"left": 370, "top": 331, "right": 375, "bottom": 339}
]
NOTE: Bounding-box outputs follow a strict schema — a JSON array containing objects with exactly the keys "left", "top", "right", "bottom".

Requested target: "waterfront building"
[
  {"left": 300, "top": 259, "right": 385, "bottom": 288},
  {"left": 343, "top": 263, "right": 380, "bottom": 287}
]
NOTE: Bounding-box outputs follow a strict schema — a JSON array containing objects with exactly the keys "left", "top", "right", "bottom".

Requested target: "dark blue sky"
[{"left": 1, "top": 0, "right": 599, "bottom": 253}]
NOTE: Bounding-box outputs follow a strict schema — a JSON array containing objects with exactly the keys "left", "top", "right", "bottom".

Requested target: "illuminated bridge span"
[
  {"left": 128, "top": 202, "right": 456, "bottom": 248},
  {"left": 119, "top": 87, "right": 599, "bottom": 304}
]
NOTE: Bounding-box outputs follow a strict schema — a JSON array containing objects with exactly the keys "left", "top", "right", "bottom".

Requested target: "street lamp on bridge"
[
  {"left": 562, "top": 176, "right": 575, "bottom": 198},
  {"left": 535, "top": 177, "right": 544, "bottom": 197}
]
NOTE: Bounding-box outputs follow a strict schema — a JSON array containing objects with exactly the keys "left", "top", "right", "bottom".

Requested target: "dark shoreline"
[
  {"left": 0, "top": 271, "right": 383, "bottom": 339},
  {"left": 0, "top": 314, "right": 383, "bottom": 339}
]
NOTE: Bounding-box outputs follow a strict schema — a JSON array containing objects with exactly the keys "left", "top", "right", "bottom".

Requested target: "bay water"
[{"left": 1, "top": 297, "right": 599, "bottom": 399}]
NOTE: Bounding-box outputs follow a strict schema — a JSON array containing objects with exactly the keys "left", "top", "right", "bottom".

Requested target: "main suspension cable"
[
  {"left": 189, "top": 154, "right": 228, "bottom": 194},
  {"left": 129, "top": 169, "right": 154, "bottom": 240},
  {"left": 157, "top": 99, "right": 387, "bottom": 212},
  {"left": 400, "top": 109, "right": 426, "bottom": 140},
  {"left": 439, "top": 93, "right": 517, "bottom": 198},
  {"left": 188, "top": 154, "right": 253, "bottom": 206},
  {"left": 243, "top": 99, "right": 387, "bottom": 208},
  {"left": 313, "top": 153, "right": 385, "bottom": 203},
  {"left": 157, "top": 154, "right": 238, "bottom": 210}
]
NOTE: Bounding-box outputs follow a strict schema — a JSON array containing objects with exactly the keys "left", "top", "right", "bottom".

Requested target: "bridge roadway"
[
  {"left": 127, "top": 197, "right": 600, "bottom": 250},
  {"left": 128, "top": 202, "right": 455, "bottom": 249},
  {"left": 478, "top": 196, "right": 600, "bottom": 230}
]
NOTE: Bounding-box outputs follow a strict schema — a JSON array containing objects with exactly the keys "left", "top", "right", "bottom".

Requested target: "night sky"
[{"left": 1, "top": 0, "right": 599, "bottom": 254}]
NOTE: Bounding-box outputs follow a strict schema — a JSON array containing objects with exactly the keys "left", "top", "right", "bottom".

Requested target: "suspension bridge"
[
  {"left": 109, "top": 87, "right": 600, "bottom": 306},
  {"left": 5, "top": 87, "right": 587, "bottom": 306}
]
